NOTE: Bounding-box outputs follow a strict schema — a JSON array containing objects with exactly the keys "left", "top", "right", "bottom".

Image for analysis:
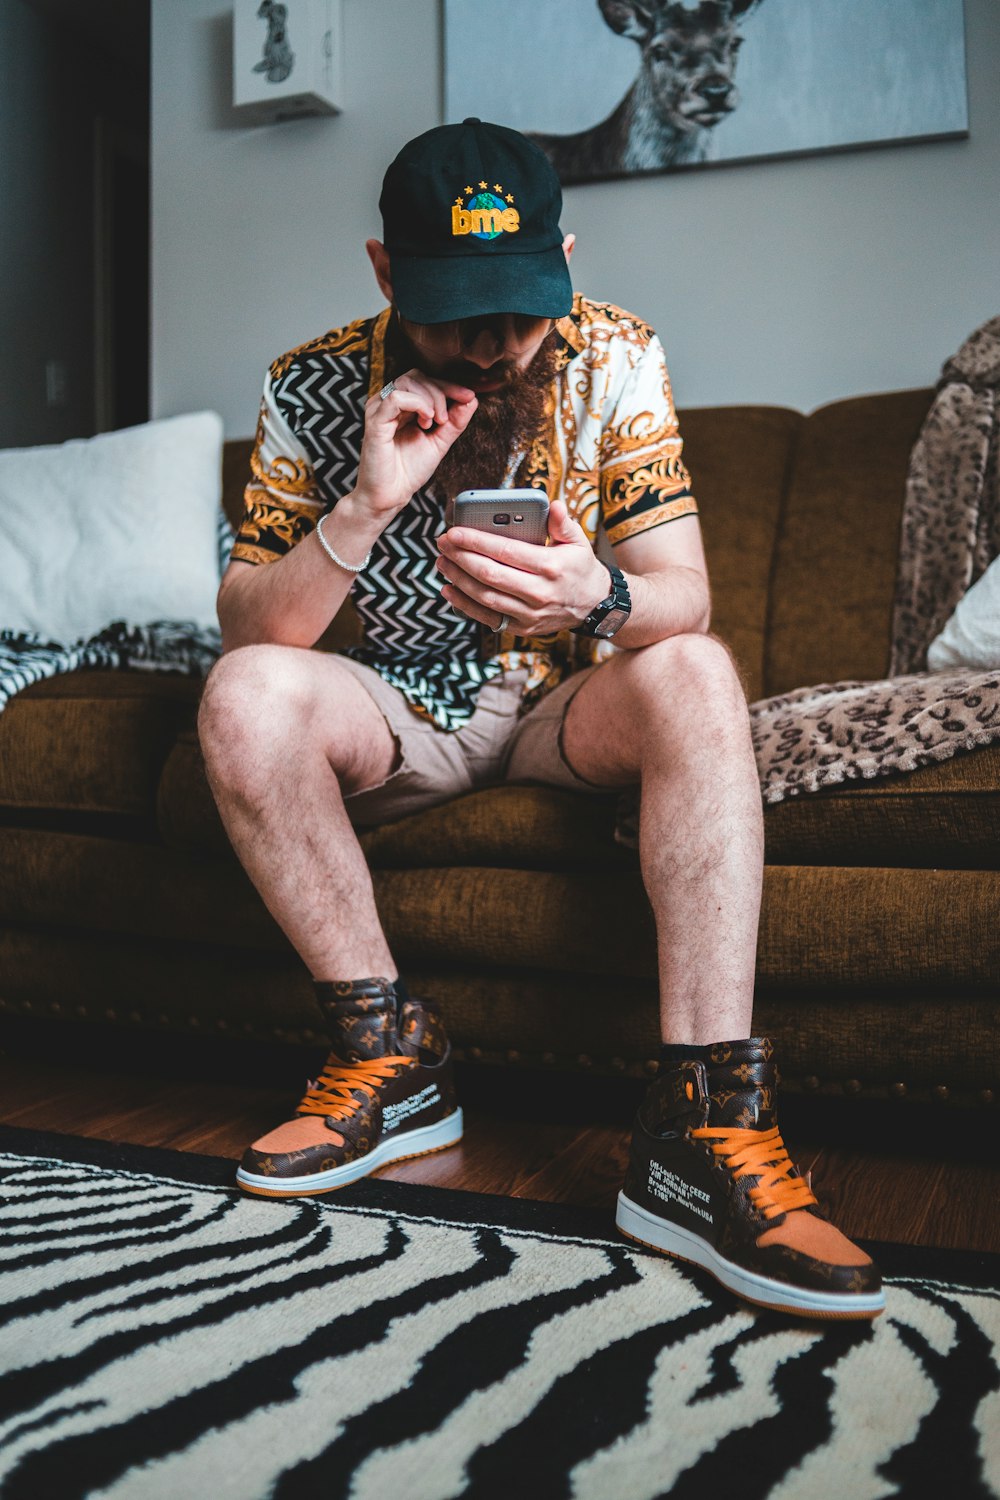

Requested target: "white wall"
[{"left": 152, "top": 0, "right": 1000, "bottom": 437}]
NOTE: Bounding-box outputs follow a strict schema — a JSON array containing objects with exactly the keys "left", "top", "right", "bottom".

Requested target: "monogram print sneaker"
[
  {"left": 236, "top": 978, "right": 462, "bottom": 1198},
  {"left": 616, "top": 1037, "right": 885, "bottom": 1320}
]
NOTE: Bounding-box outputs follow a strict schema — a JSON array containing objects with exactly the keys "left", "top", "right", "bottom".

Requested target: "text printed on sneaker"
[
  {"left": 382, "top": 1085, "right": 441, "bottom": 1133},
  {"left": 648, "top": 1161, "right": 712, "bottom": 1222}
]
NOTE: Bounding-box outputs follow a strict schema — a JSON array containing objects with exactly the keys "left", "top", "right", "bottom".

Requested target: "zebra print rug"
[{"left": 1, "top": 1127, "right": 998, "bottom": 1500}]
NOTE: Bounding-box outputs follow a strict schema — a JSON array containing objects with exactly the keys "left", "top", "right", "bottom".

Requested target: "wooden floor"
[{"left": 1, "top": 1031, "right": 998, "bottom": 1255}]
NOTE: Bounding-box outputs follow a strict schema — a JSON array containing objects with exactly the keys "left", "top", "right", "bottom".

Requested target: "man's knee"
[
  {"left": 198, "top": 644, "right": 316, "bottom": 766},
  {"left": 199, "top": 649, "right": 395, "bottom": 797},
  {"left": 625, "top": 632, "right": 746, "bottom": 714}
]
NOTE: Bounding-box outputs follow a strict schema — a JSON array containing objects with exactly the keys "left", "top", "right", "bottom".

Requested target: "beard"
[{"left": 385, "top": 316, "right": 558, "bottom": 502}]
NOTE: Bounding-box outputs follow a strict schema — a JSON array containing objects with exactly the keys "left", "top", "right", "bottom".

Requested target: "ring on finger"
[
  {"left": 494, "top": 613, "right": 510, "bottom": 635},
  {"left": 378, "top": 380, "right": 396, "bottom": 401}
]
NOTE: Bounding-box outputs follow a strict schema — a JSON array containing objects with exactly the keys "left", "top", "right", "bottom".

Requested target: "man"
[{"left": 199, "top": 119, "right": 883, "bottom": 1320}]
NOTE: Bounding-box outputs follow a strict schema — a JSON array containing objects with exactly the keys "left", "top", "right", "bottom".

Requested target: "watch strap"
[{"left": 572, "top": 563, "right": 632, "bottom": 638}]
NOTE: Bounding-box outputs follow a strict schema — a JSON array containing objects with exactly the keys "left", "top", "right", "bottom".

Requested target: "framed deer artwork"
[{"left": 443, "top": 0, "right": 969, "bottom": 186}]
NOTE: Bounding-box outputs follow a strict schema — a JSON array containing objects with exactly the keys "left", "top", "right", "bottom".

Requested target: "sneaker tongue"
[
  {"left": 398, "top": 998, "right": 448, "bottom": 1061},
  {"left": 704, "top": 1037, "right": 779, "bottom": 1131}
]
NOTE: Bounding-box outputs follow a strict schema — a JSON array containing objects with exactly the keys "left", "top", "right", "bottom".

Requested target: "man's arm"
[
  {"left": 606, "top": 512, "right": 711, "bottom": 646},
  {"left": 218, "top": 495, "right": 385, "bottom": 653},
  {"left": 219, "top": 369, "right": 478, "bottom": 654}
]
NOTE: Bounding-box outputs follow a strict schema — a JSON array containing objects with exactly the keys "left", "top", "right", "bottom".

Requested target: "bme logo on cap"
[{"left": 452, "top": 181, "right": 520, "bottom": 240}]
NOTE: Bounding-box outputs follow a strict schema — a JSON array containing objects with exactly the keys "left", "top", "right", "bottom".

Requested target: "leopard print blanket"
[
  {"left": 750, "top": 665, "right": 1000, "bottom": 805},
  {"left": 890, "top": 316, "right": 1000, "bottom": 676},
  {"left": 617, "top": 316, "right": 1000, "bottom": 841}
]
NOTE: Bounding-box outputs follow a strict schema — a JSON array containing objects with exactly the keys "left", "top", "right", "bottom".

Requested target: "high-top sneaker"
[
  {"left": 236, "top": 978, "right": 462, "bottom": 1198},
  {"left": 616, "top": 1037, "right": 885, "bottom": 1319}
]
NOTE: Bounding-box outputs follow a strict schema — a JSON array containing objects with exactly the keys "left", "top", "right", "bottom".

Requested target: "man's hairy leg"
[
  {"left": 560, "top": 634, "right": 762, "bottom": 1044},
  {"left": 571, "top": 636, "right": 884, "bottom": 1318},
  {"left": 198, "top": 646, "right": 399, "bottom": 980}
]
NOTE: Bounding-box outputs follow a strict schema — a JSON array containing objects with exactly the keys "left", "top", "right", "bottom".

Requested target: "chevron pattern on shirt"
[
  {"left": 346, "top": 482, "right": 502, "bottom": 729},
  {"left": 272, "top": 351, "right": 367, "bottom": 507},
  {"left": 274, "top": 344, "right": 497, "bottom": 730}
]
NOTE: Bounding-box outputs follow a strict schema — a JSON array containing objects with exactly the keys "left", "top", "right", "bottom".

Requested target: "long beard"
[{"left": 386, "top": 320, "right": 558, "bottom": 502}]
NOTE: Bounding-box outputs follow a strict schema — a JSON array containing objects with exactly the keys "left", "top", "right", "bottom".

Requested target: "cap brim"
[{"left": 391, "top": 244, "right": 573, "bottom": 323}]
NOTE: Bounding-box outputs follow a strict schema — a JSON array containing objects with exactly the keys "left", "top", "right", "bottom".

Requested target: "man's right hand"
[{"left": 352, "top": 369, "right": 478, "bottom": 524}]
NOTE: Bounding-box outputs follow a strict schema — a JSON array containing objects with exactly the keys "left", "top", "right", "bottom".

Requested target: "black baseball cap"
[{"left": 378, "top": 118, "right": 573, "bottom": 324}]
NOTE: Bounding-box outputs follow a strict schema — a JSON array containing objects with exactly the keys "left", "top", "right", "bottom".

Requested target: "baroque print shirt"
[{"left": 231, "top": 295, "right": 698, "bottom": 730}]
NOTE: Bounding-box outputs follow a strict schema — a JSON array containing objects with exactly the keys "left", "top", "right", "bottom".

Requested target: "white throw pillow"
[
  {"left": 927, "top": 554, "right": 1000, "bottom": 671},
  {"left": 0, "top": 411, "right": 224, "bottom": 642}
]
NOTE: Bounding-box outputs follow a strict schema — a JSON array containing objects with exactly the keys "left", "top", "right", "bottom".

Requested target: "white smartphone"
[{"left": 451, "top": 488, "right": 550, "bottom": 545}]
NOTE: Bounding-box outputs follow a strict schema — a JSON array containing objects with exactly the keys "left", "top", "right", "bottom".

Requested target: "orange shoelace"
[
  {"left": 295, "top": 1055, "right": 414, "bottom": 1121},
  {"left": 690, "top": 1124, "right": 818, "bottom": 1220}
]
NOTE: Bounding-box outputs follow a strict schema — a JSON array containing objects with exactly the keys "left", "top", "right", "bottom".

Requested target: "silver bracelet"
[{"left": 315, "top": 512, "right": 371, "bottom": 574}]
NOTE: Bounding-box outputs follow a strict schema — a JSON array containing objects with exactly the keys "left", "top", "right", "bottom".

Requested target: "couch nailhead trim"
[{"left": 2, "top": 998, "right": 996, "bottom": 1105}]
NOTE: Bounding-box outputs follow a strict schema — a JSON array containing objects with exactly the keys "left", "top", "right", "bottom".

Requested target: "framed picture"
[{"left": 444, "top": 0, "right": 969, "bottom": 186}]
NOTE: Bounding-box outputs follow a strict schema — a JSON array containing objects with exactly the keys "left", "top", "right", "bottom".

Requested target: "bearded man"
[{"left": 198, "top": 119, "right": 884, "bottom": 1320}]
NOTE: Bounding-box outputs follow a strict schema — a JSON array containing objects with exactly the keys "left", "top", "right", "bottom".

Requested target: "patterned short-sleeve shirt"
[{"left": 232, "top": 295, "right": 697, "bottom": 729}]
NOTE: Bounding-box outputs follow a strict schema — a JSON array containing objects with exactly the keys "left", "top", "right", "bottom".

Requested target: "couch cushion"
[
  {"left": 159, "top": 726, "right": 1000, "bottom": 871},
  {"left": 765, "top": 744, "right": 1000, "bottom": 869},
  {"left": 2, "top": 827, "right": 997, "bottom": 994},
  {"left": 0, "top": 672, "right": 200, "bottom": 820},
  {"left": 765, "top": 389, "right": 933, "bottom": 696},
  {"left": 669, "top": 405, "right": 800, "bottom": 702}
]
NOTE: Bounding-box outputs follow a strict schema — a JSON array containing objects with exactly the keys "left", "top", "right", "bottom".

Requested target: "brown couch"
[{"left": 2, "top": 389, "right": 997, "bottom": 1105}]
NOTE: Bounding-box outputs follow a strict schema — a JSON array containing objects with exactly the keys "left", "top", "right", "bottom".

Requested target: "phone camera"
[{"left": 493, "top": 513, "right": 510, "bottom": 525}]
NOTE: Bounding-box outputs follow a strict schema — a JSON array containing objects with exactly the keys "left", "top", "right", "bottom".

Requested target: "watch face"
[{"left": 595, "top": 606, "right": 630, "bottom": 638}]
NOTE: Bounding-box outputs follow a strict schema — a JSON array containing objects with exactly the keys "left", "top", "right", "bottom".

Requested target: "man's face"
[
  {"left": 395, "top": 318, "right": 561, "bottom": 499},
  {"left": 398, "top": 312, "right": 555, "bottom": 396},
  {"left": 364, "top": 235, "right": 575, "bottom": 399}
]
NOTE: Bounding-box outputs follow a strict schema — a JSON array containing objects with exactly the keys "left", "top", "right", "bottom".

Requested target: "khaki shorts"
[{"left": 336, "top": 656, "right": 609, "bottom": 827}]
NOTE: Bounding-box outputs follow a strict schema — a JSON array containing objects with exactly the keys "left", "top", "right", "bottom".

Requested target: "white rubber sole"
[
  {"left": 616, "top": 1191, "right": 885, "bottom": 1320},
  {"left": 236, "top": 1108, "right": 464, "bottom": 1198}
]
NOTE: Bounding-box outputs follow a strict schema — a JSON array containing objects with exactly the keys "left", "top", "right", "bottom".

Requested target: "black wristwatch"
[{"left": 573, "top": 563, "right": 632, "bottom": 639}]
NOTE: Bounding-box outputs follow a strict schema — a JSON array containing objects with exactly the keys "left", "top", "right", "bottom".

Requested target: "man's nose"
[{"left": 462, "top": 325, "right": 507, "bottom": 367}]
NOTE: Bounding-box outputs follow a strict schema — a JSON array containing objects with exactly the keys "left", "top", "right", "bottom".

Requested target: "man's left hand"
[{"left": 435, "top": 500, "right": 610, "bottom": 635}]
